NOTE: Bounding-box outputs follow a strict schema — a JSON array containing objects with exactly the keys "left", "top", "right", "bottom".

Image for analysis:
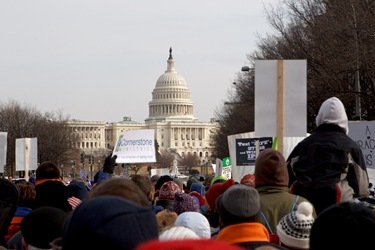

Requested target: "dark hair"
[
  {"left": 131, "top": 174, "right": 152, "bottom": 198},
  {"left": 88, "top": 178, "right": 150, "bottom": 207},
  {"left": 36, "top": 161, "right": 60, "bottom": 180},
  {"left": 16, "top": 181, "right": 36, "bottom": 207},
  {"left": 310, "top": 201, "right": 375, "bottom": 250}
]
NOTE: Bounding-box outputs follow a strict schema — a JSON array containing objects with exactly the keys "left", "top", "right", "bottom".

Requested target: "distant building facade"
[{"left": 68, "top": 48, "right": 218, "bottom": 166}]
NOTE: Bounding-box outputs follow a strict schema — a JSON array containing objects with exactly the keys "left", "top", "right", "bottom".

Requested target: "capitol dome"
[{"left": 146, "top": 48, "right": 196, "bottom": 123}]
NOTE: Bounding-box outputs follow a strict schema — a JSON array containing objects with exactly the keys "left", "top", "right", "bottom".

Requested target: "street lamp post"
[{"left": 71, "top": 160, "right": 76, "bottom": 180}]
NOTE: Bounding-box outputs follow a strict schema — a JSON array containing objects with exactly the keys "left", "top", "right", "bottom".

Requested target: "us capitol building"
[{"left": 68, "top": 48, "right": 219, "bottom": 167}]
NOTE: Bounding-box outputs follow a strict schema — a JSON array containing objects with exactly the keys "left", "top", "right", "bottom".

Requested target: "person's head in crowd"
[
  {"left": 310, "top": 201, "right": 375, "bottom": 250},
  {"left": 67, "top": 178, "right": 89, "bottom": 201},
  {"left": 34, "top": 161, "right": 70, "bottom": 212},
  {"left": 159, "top": 226, "right": 200, "bottom": 241},
  {"left": 205, "top": 179, "right": 235, "bottom": 211},
  {"left": 150, "top": 175, "right": 160, "bottom": 188},
  {"left": 62, "top": 195, "right": 159, "bottom": 250},
  {"left": 187, "top": 176, "right": 199, "bottom": 191},
  {"left": 316, "top": 96, "right": 349, "bottom": 134},
  {"left": 136, "top": 239, "right": 244, "bottom": 250},
  {"left": 173, "top": 178, "right": 184, "bottom": 191},
  {"left": 190, "top": 182, "right": 206, "bottom": 197},
  {"left": 156, "top": 209, "right": 178, "bottom": 233},
  {"left": 277, "top": 201, "right": 314, "bottom": 250},
  {"left": 154, "top": 180, "right": 181, "bottom": 211},
  {"left": 21, "top": 206, "right": 67, "bottom": 250},
  {"left": 131, "top": 174, "right": 153, "bottom": 201},
  {"left": 240, "top": 174, "right": 256, "bottom": 188},
  {"left": 175, "top": 211, "right": 211, "bottom": 239},
  {"left": 189, "top": 191, "right": 205, "bottom": 213},
  {"left": 154, "top": 175, "right": 174, "bottom": 199},
  {"left": 87, "top": 178, "right": 150, "bottom": 207},
  {"left": 173, "top": 192, "right": 200, "bottom": 215},
  {"left": 158, "top": 181, "right": 180, "bottom": 201},
  {"left": 255, "top": 148, "right": 288, "bottom": 187},
  {"left": 16, "top": 181, "right": 36, "bottom": 208},
  {"left": 155, "top": 175, "right": 174, "bottom": 192},
  {"left": 211, "top": 175, "right": 227, "bottom": 186},
  {"left": 203, "top": 175, "right": 213, "bottom": 191},
  {"left": 35, "top": 161, "right": 61, "bottom": 185},
  {"left": 215, "top": 184, "right": 260, "bottom": 227}
]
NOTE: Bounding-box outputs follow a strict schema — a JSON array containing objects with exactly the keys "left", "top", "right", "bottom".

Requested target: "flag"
[{"left": 223, "top": 157, "right": 231, "bottom": 168}]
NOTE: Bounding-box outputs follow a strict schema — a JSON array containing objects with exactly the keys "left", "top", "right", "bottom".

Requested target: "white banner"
[
  {"left": 113, "top": 129, "right": 156, "bottom": 164},
  {"left": 16, "top": 138, "right": 38, "bottom": 172},
  {"left": 0, "top": 132, "right": 7, "bottom": 173}
]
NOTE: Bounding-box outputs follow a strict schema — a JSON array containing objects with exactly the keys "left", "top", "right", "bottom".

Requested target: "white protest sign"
[
  {"left": 255, "top": 60, "right": 307, "bottom": 138},
  {"left": 16, "top": 138, "right": 38, "bottom": 172},
  {"left": 348, "top": 121, "right": 375, "bottom": 169},
  {"left": 0, "top": 132, "right": 7, "bottom": 173},
  {"left": 113, "top": 129, "right": 156, "bottom": 164}
]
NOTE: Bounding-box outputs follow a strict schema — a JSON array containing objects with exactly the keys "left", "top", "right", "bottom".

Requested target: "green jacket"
[{"left": 255, "top": 185, "right": 316, "bottom": 234}]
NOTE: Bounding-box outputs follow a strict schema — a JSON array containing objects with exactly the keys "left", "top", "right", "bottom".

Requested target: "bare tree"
[
  {"left": 0, "top": 100, "right": 78, "bottom": 176},
  {"left": 156, "top": 149, "right": 174, "bottom": 169},
  {"left": 178, "top": 152, "right": 200, "bottom": 172}
]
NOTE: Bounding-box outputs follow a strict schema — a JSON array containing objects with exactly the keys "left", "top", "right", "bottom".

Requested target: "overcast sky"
[{"left": 0, "top": 0, "right": 277, "bottom": 123}]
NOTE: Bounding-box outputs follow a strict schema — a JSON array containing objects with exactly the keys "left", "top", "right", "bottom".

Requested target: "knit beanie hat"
[
  {"left": 316, "top": 97, "right": 349, "bottom": 134},
  {"left": 155, "top": 175, "right": 173, "bottom": 192},
  {"left": 159, "top": 226, "right": 200, "bottom": 240},
  {"left": 174, "top": 192, "right": 200, "bottom": 215},
  {"left": 254, "top": 148, "right": 289, "bottom": 187},
  {"left": 189, "top": 191, "right": 205, "bottom": 206},
  {"left": 277, "top": 201, "right": 314, "bottom": 249},
  {"left": 205, "top": 179, "right": 235, "bottom": 210},
  {"left": 62, "top": 195, "right": 159, "bottom": 250},
  {"left": 216, "top": 184, "right": 260, "bottom": 218},
  {"left": 136, "top": 239, "right": 244, "bottom": 250},
  {"left": 175, "top": 211, "right": 211, "bottom": 239},
  {"left": 211, "top": 175, "right": 227, "bottom": 185},
  {"left": 21, "top": 206, "right": 67, "bottom": 249},
  {"left": 190, "top": 182, "right": 206, "bottom": 197},
  {"left": 159, "top": 181, "right": 181, "bottom": 200},
  {"left": 240, "top": 174, "right": 256, "bottom": 187}
]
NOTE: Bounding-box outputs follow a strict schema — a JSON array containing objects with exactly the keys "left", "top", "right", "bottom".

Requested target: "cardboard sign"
[
  {"left": 348, "top": 121, "right": 375, "bottom": 169},
  {"left": 235, "top": 137, "right": 272, "bottom": 166}
]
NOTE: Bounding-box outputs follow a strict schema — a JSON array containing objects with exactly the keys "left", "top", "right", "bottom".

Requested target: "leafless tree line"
[{"left": 212, "top": 0, "right": 375, "bottom": 159}]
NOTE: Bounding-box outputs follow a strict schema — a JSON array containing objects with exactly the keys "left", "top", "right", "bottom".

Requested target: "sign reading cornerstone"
[{"left": 235, "top": 137, "right": 273, "bottom": 166}]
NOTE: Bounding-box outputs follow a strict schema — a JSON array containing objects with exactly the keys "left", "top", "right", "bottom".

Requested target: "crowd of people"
[{"left": 0, "top": 97, "right": 375, "bottom": 250}]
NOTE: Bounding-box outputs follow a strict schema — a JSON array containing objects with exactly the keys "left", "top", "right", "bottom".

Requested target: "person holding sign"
[{"left": 286, "top": 97, "right": 369, "bottom": 214}]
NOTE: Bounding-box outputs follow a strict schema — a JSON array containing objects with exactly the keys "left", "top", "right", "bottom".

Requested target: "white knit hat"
[
  {"left": 174, "top": 212, "right": 211, "bottom": 239},
  {"left": 315, "top": 97, "right": 349, "bottom": 134},
  {"left": 159, "top": 226, "right": 200, "bottom": 241},
  {"left": 276, "top": 201, "right": 314, "bottom": 249}
]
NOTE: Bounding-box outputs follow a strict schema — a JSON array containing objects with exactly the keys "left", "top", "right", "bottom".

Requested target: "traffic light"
[
  {"left": 80, "top": 152, "right": 85, "bottom": 163},
  {"left": 90, "top": 154, "right": 94, "bottom": 165}
]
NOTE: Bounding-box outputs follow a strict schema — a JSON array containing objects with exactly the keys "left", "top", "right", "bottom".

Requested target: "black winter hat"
[
  {"left": 21, "top": 206, "right": 67, "bottom": 249},
  {"left": 62, "top": 195, "right": 159, "bottom": 250}
]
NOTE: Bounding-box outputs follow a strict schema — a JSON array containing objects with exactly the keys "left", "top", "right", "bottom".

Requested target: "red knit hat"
[
  {"left": 136, "top": 239, "right": 243, "bottom": 250},
  {"left": 240, "top": 174, "right": 256, "bottom": 187},
  {"left": 174, "top": 192, "right": 200, "bottom": 215},
  {"left": 205, "top": 179, "right": 235, "bottom": 210},
  {"left": 189, "top": 191, "right": 205, "bottom": 206},
  {"left": 159, "top": 181, "right": 180, "bottom": 200}
]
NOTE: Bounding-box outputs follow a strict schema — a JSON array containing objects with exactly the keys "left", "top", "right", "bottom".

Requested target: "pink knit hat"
[
  {"left": 174, "top": 192, "right": 200, "bottom": 215},
  {"left": 159, "top": 181, "right": 180, "bottom": 200}
]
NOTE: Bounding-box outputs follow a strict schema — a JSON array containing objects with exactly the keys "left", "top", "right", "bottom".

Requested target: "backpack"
[
  {"left": 290, "top": 143, "right": 350, "bottom": 214},
  {"left": 259, "top": 196, "right": 300, "bottom": 245},
  {"left": 0, "top": 179, "right": 19, "bottom": 246}
]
